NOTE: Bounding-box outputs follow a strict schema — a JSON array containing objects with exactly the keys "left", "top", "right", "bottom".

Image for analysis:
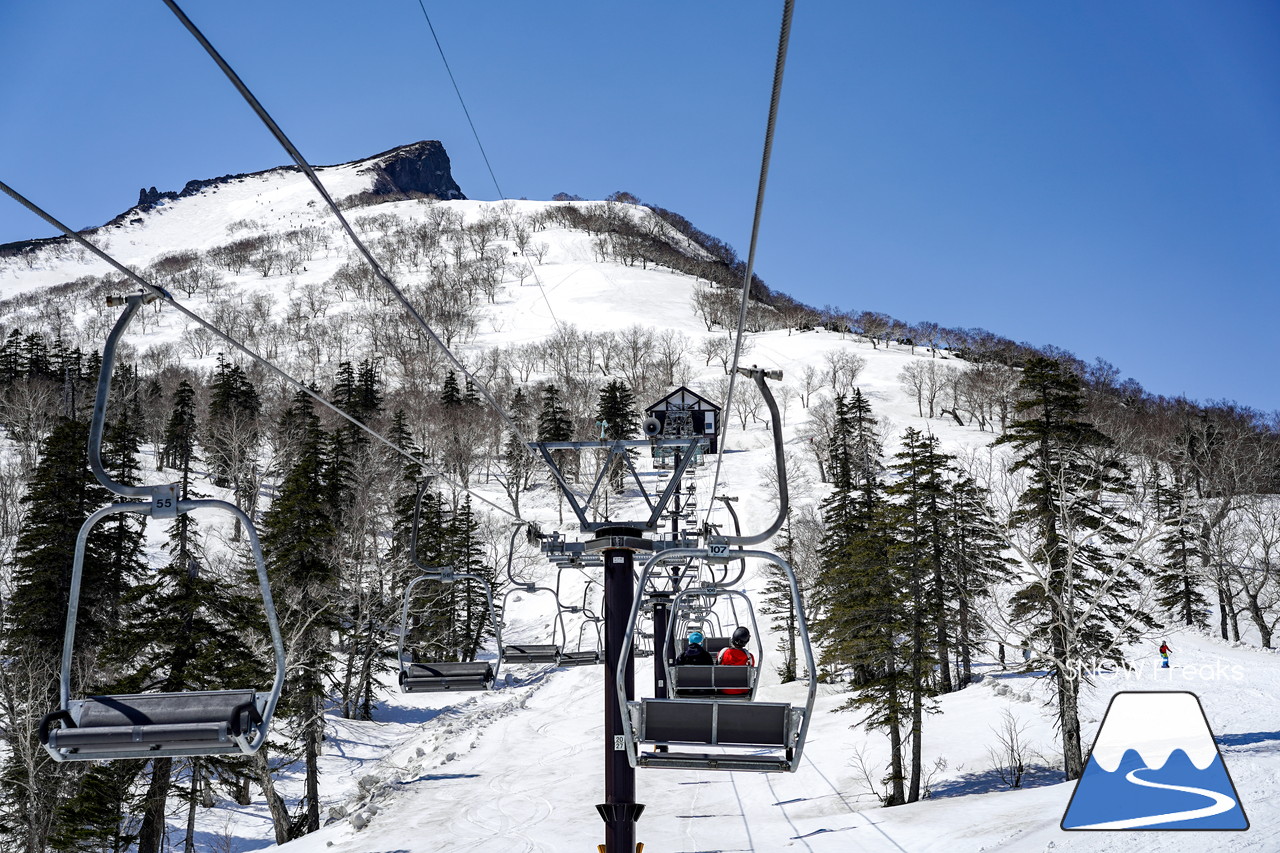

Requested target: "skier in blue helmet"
[{"left": 674, "top": 629, "right": 713, "bottom": 665}]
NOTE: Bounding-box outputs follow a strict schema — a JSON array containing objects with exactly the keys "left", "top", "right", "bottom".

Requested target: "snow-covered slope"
[{"left": 3, "top": 155, "right": 1276, "bottom": 853}]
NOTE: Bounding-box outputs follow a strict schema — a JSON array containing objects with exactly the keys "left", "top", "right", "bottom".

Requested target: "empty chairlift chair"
[
  {"left": 398, "top": 571, "right": 500, "bottom": 693},
  {"left": 40, "top": 292, "right": 285, "bottom": 762},
  {"left": 618, "top": 548, "right": 817, "bottom": 773},
  {"left": 549, "top": 563, "right": 602, "bottom": 667},
  {"left": 500, "top": 582, "right": 564, "bottom": 664}
]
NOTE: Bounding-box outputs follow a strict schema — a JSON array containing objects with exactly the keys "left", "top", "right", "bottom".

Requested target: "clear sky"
[{"left": 2, "top": 1, "right": 1277, "bottom": 412}]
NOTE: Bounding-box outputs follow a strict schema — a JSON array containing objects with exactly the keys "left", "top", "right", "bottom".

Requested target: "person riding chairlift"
[
  {"left": 674, "top": 630, "right": 713, "bottom": 666},
  {"left": 716, "top": 626, "right": 756, "bottom": 695}
]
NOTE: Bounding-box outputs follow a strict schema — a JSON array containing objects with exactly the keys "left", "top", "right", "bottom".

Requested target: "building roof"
[{"left": 645, "top": 386, "right": 721, "bottom": 412}]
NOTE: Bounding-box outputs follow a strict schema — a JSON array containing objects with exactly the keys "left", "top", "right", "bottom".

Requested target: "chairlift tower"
[
  {"left": 531, "top": 366, "right": 790, "bottom": 851},
  {"left": 528, "top": 435, "right": 702, "bottom": 853}
]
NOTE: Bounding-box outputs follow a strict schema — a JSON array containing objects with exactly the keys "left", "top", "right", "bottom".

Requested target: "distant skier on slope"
[
  {"left": 716, "top": 626, "right": 756, "bottom": 695},
  {"left": 1160, "top": 640, "right": 1172, "bottom": 668}
]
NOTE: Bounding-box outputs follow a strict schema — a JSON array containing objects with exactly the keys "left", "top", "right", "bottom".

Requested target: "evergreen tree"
[
  {"left": 46, "top": 764, "right": 142, "bottom": 853},
  {"left": 353, "top": 359, "right": 383, "bottom": 424},
  {"left": 440, "top": 371, "right": 463, "bottom": 408},
  {"left": 943, "top": 474, "right": 1014, "bottom": 685},
  {"left": 537, "top": 384, "right": 575, "bottom": 521},
  {"left": 206, "top": 355, "right": 262, "bottom": 508},
  {"left": 761, "top": 509, "right": 801, "bottom": 682},
  {"left": 595, "top": 380, "right": 639, "bottom": 491},
  {"left": 1, "top": 419, "right": 134, "bottom": 852},
  {"left": 0, "top": 327, "right": 24, "bottom": 386},
  {"left": 400, "top": 488, "right": 456, "bottom": 661},
  {"left": 883, "top": 427, "right": 947, "bottom": 802},
  {"left": 447, "top": 498, "right": 498, "bottom": 662},
  {"left": 812, "top": 394, "right": 910, "bottom": 805},
  {"left": 160, "top": 380, "right": 198, "bottom": 472},
  {"left": 498, "top": 388, "right": 537, "bottom": 517},
  {"left": 261, "top": 403, "right": 337, "bottom": 837},
  {"left": 1153, "top": 466, "right": 1209, "bottom": 627},
  {"left": 994, "top": 355, "right": 1158, "bottom": 780}
]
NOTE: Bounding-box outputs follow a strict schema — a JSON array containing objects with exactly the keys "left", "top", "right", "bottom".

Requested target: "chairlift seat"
[
  {"left": 41, "top": 689, "right": 265, "bottom": 760},
  {"left": 634, "top": 751, "right": 793, "bottom": 773},
  {"left": 669, "top": 665, "right": 755, "bottom": 697},
  {"left": 400, "top": 661, "right": 494, "bottom": 693},
  {"left": 558, "top": 650, "right": 601, "bottom": 667},
  {"left": 502, "top": 644, "right": 561, "bottom": 664},
  {"left": 629, "top": 698, "right": 800, "bottom": 772}
]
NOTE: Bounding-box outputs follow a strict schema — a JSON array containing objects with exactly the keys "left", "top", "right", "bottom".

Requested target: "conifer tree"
[
  {"left": 0, "top": 327, "right": 22, "bottom": 386},
  {"left": 595, "top": 379, "right": 639, "bottom": 491},
  {"left": 499, "top": 388, "right": 537, "bottom": 517},
  {"left": 261, "top": 402, "right": 337, "bottom": 836},
  {"left": 943, "top": 474, "right": 1014, "bottom": 684},
  {"left": 400, "top": 488, "right": 456, "bottom": 660},
  {"left": 1, "top": 418, "right": 135, "bottom": 852},
  {"left": 537, "top": 384, "right": 575, "bottom": 521},
  {"left": 460, "top": 497, "right": 500, "bottom": 661},
  {"left": 1153, "top": 467, "right": 1209, "bottom": 627},
  {"left": 883, "top": 427, "right": 947, "bottom": 801},
  {"left": 160, "top": 380, "right": 198, "bottom": 472},
  {"left": 813, "top": 393, "right": 909, "bottom": 805},
  {"left": 206, "top": 356, "right": 262, "bottom": 521},
  {"left": 994, "top": 355, "right": 1158, "bottom": 780},
  {"left": 440, "top": 371, "right": 463, "bottom": 408},
  {"left": 761, "top": 509, "right": 801, "bottom": 682}
]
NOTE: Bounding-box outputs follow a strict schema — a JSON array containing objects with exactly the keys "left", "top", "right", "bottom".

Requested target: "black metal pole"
[
  {"left": 598, "top": 532, "right": 643, "bottom": 852},
  {"left": 652, "top": 591, "right": 670, "bottom": 700}
]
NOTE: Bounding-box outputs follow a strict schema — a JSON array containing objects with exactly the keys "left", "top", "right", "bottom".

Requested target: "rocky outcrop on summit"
[
  {"left": 0, "top": 141, "right": 466, "bottom": 257},
  {"left": 361, "top": 140, "right": 465, "bottom": 200}
]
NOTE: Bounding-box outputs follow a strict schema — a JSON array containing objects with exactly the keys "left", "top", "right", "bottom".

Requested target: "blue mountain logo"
[{"left": 1062, "top": 691, "right": 1247, "bottom": 830}]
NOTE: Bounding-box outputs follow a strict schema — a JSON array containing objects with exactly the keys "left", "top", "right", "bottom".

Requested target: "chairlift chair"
[
  {"left": 555, "top": 569, "right": 603, "bottom": 667},
  {"left": 500, "top": 582, "right": 565, "bottom": 664},
  {"left": 397, "top": 571, "right": 500, "bottom": 692},
  {"left": 666, "top": 586, "right": 763, "bottom": 701},
  {"left": 40, "top": 293, "right": 286, "bottom": 762},
  {"left": 617, "top": 548, "right": 817, "bottom": 773}
]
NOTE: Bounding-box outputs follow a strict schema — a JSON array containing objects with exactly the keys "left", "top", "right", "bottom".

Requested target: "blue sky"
[{"left": 2, "top": 1, "right": 1277, "bottom": 412}]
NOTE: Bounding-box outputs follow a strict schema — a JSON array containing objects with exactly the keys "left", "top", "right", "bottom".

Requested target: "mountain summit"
[{"left": 131, "top": 139, "right": 465, "bottom": 217}]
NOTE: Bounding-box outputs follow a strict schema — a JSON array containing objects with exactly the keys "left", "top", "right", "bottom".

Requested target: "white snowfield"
[
  {"left": 4, "top": 153, "right": 1279, "bottom": 853},
  {"left": 253, "top": 630, "right": 1280, "bottom": 853}
]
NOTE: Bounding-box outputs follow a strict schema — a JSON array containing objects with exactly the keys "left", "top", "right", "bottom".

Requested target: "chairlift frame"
[
  {"left": 397, "top": 569, "right": 501, "bottom": 692},
  {"left": 397, "top": 484, "right": 502, "bottom": 691},
  {"left": 617, "top": 547, "right": 816, "bottom": 773},
  {"left": 666, "top": 586, "right": 763, "bottom": 701},
  {"left": 41, "top": 292, "right": 286, "bottom": 762}
]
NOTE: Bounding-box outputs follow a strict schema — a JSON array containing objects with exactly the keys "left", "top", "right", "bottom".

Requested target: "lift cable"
[
  {"left": 0, "top": 179, "right": 520, "bottom": 522},
  {"left": 414, "top": 0, "right": 503, "bottom": 199},
  {"left": 702, "top": 0, "right": 795, "bottom": 530},
  {"left": 411, "top": 1, "right": 563, "bottom": 331},
  {"left": 161, "top": 0, "right": 585, "bottom": 506}
]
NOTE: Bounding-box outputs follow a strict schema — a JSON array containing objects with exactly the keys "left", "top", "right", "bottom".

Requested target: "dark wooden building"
[{"left": 644, "top": 386, "right": 721, "bottom": 465}]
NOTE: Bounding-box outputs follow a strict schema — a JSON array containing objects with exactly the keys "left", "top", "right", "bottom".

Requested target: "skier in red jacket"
[
  {"left": 716, "top": 627, "right": 756, "bottom": 695},
  {"left": 1159, "top": 641, "right": 1171, "bottom": 669}
]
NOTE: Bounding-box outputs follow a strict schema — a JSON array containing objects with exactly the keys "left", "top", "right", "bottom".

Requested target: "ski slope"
[{"left": 215, "top": 628, "right": 1278, "bottom": 853}]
